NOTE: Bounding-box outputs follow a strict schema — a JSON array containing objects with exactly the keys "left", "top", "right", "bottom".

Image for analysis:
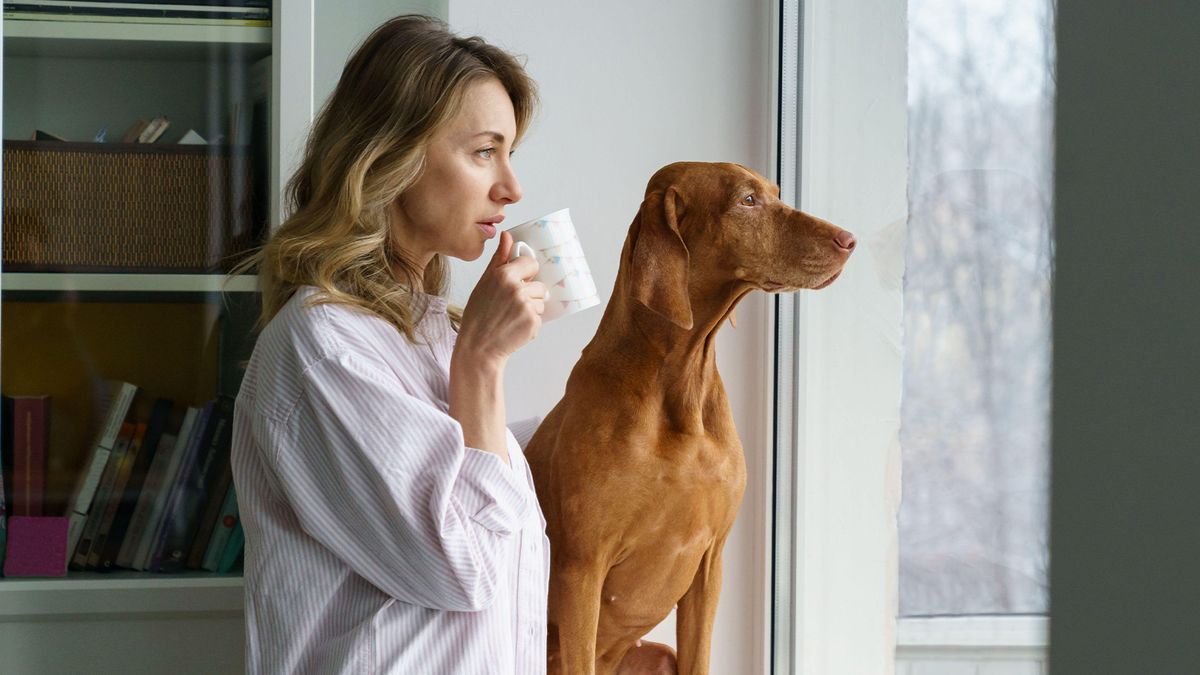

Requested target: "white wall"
[
  {"left": 448, "top": 2, "right": 775, "bottom": 671},
  {"left": 313, "top": 0, "right": 447, "bottom": 112}
]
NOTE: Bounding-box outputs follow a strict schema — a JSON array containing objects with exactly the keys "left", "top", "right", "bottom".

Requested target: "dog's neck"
[{"left": 581, "top": 267, "right": 754, "bottom": 435}]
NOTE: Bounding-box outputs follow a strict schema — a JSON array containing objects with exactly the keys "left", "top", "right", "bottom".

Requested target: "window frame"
[
  {"left": 769, "top": 1, "right": 1051, "bottom": 673},
  {"left": 769, "top": 0, "right": 907, "bottom": 672}
]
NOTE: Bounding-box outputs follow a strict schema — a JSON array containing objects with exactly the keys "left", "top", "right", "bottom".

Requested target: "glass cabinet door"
[{"left": 1, "top": 5, "right": 270, "bottom": 579}]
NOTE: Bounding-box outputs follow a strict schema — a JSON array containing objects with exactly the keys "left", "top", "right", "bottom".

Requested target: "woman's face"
[{"left": 392, "top": 77, "right": 523, "bottom": 269}]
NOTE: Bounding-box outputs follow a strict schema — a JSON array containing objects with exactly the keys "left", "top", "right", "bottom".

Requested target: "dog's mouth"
[
  {"left": 814, "top": 270, "right": 842, "bottom": 290},
  {"left": 762, "top": 269, "right": 842, "bottom": 292}
]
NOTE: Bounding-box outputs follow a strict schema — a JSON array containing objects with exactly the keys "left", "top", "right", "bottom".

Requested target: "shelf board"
[
  {"left": 3, "top": 16, "right": 271, "bottom": 60},
  {"left": 0, "top": 572, "right": 243, "bottom": 618},
  {"left": 1, "top": 273, "right": 257, "bottom": 294}
]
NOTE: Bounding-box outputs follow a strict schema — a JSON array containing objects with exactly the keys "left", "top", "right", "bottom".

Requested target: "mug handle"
[{"left": 509, "top": 241, "right": 536, "bottom": 263}]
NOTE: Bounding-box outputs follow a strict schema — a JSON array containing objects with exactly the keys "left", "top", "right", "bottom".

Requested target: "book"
[
  {"left": 71, "top": 423, "right": 134, "bottom": 569},
  {"left": 186, "top": 458, "right": 231, "bottom": 568},
  {"left": 216, "top": 520, "right": 244, "bottom": 574},
  {"left": 200, "top": 482, "right": 238, "bottom": 572},
  {"left": 132, "top": 406, "right": 202, "bottom": 569},
  {"left": 11, "top": 396, "right": 51, "bottom": 517},
  {"left": 137, "top": 116, "right": 170, "bottom": 143},
  {"left": 152, "top": 395, "right": 233, "bottom": 573},
  {"left": 2, "top": 396, "right": 14, "bottom": 520},
  {"left": 140, "top": 402, "right": 211, "bottom": 570},
  {"left": 0, "top": 416, "right": 7, "bottom": 575},
  {"left": 120, "top": 119, "right": 150, "bottom": 143},
  {"left": 87, "top": 422, "right": 147, "bottom": 569},
  {"left": 65, "top": 380, "right": 139, "bottom": 555},
  {"left": 115, "top": 431, "right": 176, "bottom": 568},
  {"left": 98, "top": 397, "right": 174, "bottom": 571}
]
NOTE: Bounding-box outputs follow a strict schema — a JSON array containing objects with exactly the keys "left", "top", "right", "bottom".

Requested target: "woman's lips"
[{"left": 477, "top": 223, "right": 497, "bottom": 238}]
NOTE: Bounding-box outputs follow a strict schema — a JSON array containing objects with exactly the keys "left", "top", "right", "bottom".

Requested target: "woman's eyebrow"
[{"left": 472, "top": 131, "right": 507, "bottom": 144}]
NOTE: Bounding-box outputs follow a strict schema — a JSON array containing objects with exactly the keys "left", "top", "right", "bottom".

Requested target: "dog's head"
[{"left": 626, "top": 161, "right": 856, "bottom": 330}]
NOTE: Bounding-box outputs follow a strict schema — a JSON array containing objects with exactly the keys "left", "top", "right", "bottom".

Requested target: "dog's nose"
[{"left": 835, "top": 230, "right": 857, "bottom": 252}]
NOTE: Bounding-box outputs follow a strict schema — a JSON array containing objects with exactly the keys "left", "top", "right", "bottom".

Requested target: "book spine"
[
  {"left": 145, "top": 401, "right": 212, "bottom": 571},
  {"left": 12, "top": 397, "right": 49, "bottom": 517},
  {"left": 0, "top": 427, "right": 6, "bottom": 574},
  {"left": 99, "top": 398, "right": 173, "bottom": 570},
  {"left": 186, "top": 462, "right": 231, "bottom": 569},
  {"left": 64, "top": 446, "right": 112, "bottom": 555},
  {"left": 2, "top": 396, "right": 13, "bottom": 520},
  {"left": 154, "top": 396, "right": 232, "bottom": 573},
  {"left": 132, "top": 407, "right": 199, "bottom": 570},
  {"left": 201, "top": 483, "right": 238, "bottom": 572},
  {"left": 116, "top": 432, "right": 176, "bottom": 568},
  {"left": 97, "top": 382, "right": 138, "bottom": 451},
  {"left": 87, "top": 422, "right": 146, "bottom": 570},
  {"left": 71, "top": 425, "right": 132, "bottom": 569},
  {"left": 215, "top": 521, "right": 244, "bottom": 574}
]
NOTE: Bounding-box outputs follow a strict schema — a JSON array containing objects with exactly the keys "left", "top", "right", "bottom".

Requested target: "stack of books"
[{"left": 64, "top": 380, "right": 242, "bottom": 575}]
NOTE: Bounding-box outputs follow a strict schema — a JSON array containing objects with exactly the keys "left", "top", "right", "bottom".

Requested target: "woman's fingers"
[
  {"left": 504, "top": 254, "right": 539, "bottom": 283},
  {"left": 525, "top": 281, "right": 547, "bottom": 300},
  {"left": 490, "top": 230, "right": 514, "bottom": 268}
]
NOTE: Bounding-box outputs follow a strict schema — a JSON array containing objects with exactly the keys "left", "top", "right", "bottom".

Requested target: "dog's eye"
[{"left": 741, "top": 194, "right": 756, "bottom": 206}]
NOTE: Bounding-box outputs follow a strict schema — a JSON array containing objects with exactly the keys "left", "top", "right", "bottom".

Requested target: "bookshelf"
[
  {"left": 0, "top": 4, "right": 306, "bottom": 658},
  {"left": 0, "top": 1, "right": 324, "bottom": 671},
  {"left": 2, "top": 273, "right": 258, "bottom": 294},
  {"left": 3, "top": 16, "right": 271, "bottom": 60},
  {"left": 0, "top": 572, "right": 243, "bottom": 618}
]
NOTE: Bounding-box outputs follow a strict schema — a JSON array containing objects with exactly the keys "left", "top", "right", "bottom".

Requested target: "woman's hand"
[
  {"left": 451, "top": 231, "right": 545, "bottom": 463},
  {"left": 456, "top": 230, "right": 547, "bottom": 366}
]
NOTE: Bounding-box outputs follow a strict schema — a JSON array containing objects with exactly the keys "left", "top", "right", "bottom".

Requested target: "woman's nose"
[{"left": 494, "top": 165, "right": 522, "bottom": 204}]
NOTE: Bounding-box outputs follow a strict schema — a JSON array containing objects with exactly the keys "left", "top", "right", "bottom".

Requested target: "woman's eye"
[
  {"left": 741, "top": 194, "right": 756, "bottom": 206},
  {"left": 477, "top": 147, "right": 495, "bottom": 159}
]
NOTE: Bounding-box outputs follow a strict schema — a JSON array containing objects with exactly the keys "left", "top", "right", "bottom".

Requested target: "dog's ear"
[{"left": 629, "top": 186, "right": 693, "bottom": 330}]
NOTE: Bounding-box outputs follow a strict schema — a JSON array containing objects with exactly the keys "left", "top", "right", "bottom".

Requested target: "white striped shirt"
[{"left": 232, "top": 286, "right": 549, "bottom": 675}]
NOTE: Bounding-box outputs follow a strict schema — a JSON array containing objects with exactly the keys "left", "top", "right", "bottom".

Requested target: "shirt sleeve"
[{"left": 266, "top": 349, "right": 534, "bottom": 612}]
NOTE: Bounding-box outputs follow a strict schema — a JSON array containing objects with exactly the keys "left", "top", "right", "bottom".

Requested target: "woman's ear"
[{"left": 629, "top": 186, "right": 693, "bottom": 330}]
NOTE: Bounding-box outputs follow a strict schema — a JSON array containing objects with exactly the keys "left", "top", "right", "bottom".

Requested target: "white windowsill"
[{"left": 898, "top": 615, "right": 1049, "bottom": 648}]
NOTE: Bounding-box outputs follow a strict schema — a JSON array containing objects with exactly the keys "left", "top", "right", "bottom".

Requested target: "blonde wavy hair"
[{"left": 238, "top": 15, "right": 538, "bottom": 342}]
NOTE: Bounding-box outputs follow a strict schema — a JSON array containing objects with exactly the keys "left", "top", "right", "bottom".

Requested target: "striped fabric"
[{"left": 232, "top": 286, "right": 549, "bottom": 674}]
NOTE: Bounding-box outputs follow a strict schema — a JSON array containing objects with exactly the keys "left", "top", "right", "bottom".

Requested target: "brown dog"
[{"left": 525, "top": 161, "right": 855, "bottom": 674}]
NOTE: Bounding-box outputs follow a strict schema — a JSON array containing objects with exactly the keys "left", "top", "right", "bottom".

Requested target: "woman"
[{"left": 231, "top": 15, "right": 550, "bottom": 674}]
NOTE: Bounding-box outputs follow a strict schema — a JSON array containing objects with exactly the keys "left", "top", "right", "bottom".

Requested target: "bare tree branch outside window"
[{"left": 900, "top": 0, "right": 1055, "bottom": 616}]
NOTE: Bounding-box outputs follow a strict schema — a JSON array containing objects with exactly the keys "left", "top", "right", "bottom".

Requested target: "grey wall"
[{"left": 1050, "top": 2, "right": 1200, "bottom": 672}]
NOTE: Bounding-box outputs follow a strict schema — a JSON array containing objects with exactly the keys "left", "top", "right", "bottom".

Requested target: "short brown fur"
[{"left": 526, "top": 162, "right": 855, "bottom": 674}]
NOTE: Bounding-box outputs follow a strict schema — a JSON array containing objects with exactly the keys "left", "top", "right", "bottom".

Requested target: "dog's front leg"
[
  {"left": 550, "top": 560, "right": 606, "bottom": 675},
  {"left": 675, "top": 542, "right": 726, "bottom": 674}
]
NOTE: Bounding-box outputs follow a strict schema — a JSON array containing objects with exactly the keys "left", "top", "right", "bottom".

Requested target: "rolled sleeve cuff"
[{"left": 456, "top": 446, "right": 534, "bottom": 535}]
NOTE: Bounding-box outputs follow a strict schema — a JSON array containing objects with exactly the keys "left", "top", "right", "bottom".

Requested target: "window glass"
[{"left": 900, "top": 0, "right": 1055, "bottom": 615}]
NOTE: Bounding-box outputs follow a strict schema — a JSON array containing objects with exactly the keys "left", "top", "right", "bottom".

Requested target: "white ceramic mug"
[{"left": 506, "top": 208, "right": 600, "bottom": 322}]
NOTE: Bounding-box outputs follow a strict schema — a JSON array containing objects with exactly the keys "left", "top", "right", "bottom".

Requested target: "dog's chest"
[{"left": 656, "top": 433, "right": 746, "bottom": 505}]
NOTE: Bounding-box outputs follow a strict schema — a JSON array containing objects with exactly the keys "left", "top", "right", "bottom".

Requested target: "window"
[{"left": 900, "top": 0, "right": 1055, "bottom": 618}]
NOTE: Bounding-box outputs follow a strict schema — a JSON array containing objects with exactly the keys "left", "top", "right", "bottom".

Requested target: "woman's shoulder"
[
  {"left": 262, "top": 286, "right": 386, "bottom": 359},
  {"left": 258, "top": 285, "right": 452, "bottom": 372}
]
